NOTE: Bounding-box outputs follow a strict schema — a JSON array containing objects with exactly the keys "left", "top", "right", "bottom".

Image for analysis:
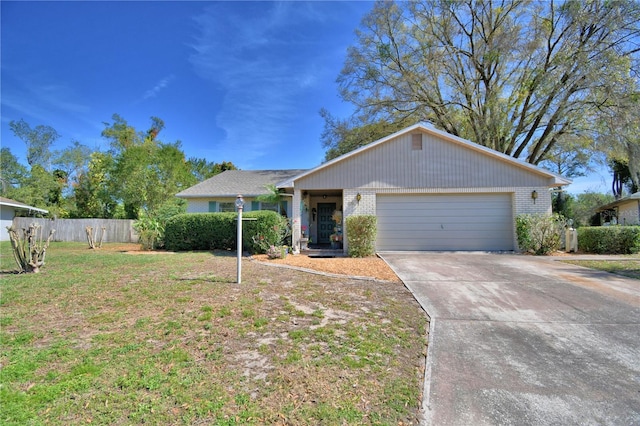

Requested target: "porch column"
[{"left": 291, "top": 189, "right": 302, "bottom": 254}]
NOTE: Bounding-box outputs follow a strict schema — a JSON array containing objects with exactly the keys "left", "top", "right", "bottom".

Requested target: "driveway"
[{"left": 380, "top": 253, "right": 640, "bottom": 426}]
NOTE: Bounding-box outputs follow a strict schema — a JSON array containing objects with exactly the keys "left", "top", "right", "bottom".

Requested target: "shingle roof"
[
  {"left": 176, "top": 169, "right": 307, "bottom": 198},
  {"left": 596, "top": 192, "right": 640, "bottom": 212}
]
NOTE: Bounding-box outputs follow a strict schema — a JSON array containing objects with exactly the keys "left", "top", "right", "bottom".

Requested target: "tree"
[
  {"left": 320, "top": 108, "right": 416, "bottom": 161},
  {"left": 52, "top": 140, "right": 93, "bottom": 197},
  {"left": 571, "top": 191, "right": 615, "bottom": 227},
  {"left": 100, "top": 114, "right": 197, "bottom": 219},
  {"left": 9, "top": 165, "right": 63, "bottom": 213},
  {"left": 72, "top": 152, "right": 117, "bottom": 218},
  {"left": 610, "top": 159, "right": 638, "bottom": 198},
  {"left": 330, "top": 0, "right": 640, "bottom": 166},
  {"left": 9, "top": 119, "right": 59, "bottom": 169},
  {"left": 0, "top": 147, "right": 28, "bottom": 195},
  {"left": 187, "top": 158, "right": 237, "bottom": 182},
  {"left": 597, "top": 86, "right": 640, "bottom": 194},
  {"left": 257, "top": 184, "right": 289, "bottom": 217}
]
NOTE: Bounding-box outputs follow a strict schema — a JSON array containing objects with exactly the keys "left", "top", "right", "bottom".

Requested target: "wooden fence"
[{"left": 12, "top": 218, "right": 139, "bottom": 243}]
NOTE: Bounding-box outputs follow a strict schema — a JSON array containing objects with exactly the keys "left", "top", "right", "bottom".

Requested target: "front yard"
[{"left": 0, "top": 242, "right": 427, "bottom": 425}]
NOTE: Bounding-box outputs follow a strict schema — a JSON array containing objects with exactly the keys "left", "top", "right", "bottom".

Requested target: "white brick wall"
[{"left": 513, "top": 187, "right": 552, "bottom": 216}]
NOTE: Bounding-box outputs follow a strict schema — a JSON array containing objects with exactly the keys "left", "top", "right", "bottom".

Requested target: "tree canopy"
[
  {"left": 324, "top": 0, "right": 640, "bottom": 168},
  {"left": 3, "top": 115, "right": 236, "bottom": 219}
]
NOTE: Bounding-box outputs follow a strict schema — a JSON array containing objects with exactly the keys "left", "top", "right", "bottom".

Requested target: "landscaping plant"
[
  {"left": 6, "top": 223, "right": 55, "bottom": 273},
  {"left": 346, "top": 215, "right": 377, "bottom": 257},
  {"left": 516, "top": 213, "right": 565, "bottom": 255},
  {"left": 133, "top": 216, "right": 164, "bottom": 250},
  {"left": 578, "top": 226, "right": 640, "bottom": 254}
]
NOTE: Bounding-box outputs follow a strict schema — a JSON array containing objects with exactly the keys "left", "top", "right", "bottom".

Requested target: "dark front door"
[{"left": 317, "top": 203, "right": 336, "bottom": 244}]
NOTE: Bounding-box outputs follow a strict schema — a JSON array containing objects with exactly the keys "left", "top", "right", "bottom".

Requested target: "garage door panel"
[
  {"left": 376, "top": 194, "right": 514, "bottom": 251},
  {"left": 379, "top": 224, "right": 513, "bottom": 233}
]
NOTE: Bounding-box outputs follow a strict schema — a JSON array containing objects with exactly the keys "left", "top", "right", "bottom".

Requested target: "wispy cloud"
[
  {"left": 142, "top": 75, "right": 175, "bottom": 100},
  {"left": 1, "top": 72, "right": 93, "bottom": 130},
  {"left": 188, "top": 2, "right": 334, "bottom": 166}
]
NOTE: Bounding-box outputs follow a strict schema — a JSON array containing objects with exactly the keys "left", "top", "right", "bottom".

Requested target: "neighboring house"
[
  {"left": 0, "top": 197, "right": 49, "bottom": 241},
  {"left": 176, "top": 169, "right": 307, "bottom": 217},
  {"left": 178, "top": 123, "right": 571, "bottom": 252},
  {"left": 595, "top": 192, "right": 640, "bottom": 225}
]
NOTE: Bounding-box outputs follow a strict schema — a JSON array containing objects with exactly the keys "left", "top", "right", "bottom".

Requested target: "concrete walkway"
[{"left": 380, "top": 253, "right": 640, "bottom": 426}]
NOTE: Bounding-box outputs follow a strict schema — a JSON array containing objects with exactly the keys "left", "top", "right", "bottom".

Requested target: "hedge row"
[
  {"left": 578, "top": 226, "right": 640, "bottom": 254},
  {"left": 164, "top": 211, "right": 285, "bottom": 253}
]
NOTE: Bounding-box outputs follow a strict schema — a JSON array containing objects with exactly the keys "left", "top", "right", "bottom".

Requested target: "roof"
[
  {"left": 596, "top": 192, "right": 640, "bottom": 212},
  {"left": 0, "top": 197, "right": 49, "bottom": 214},
  {"left": 277, "top": 123, "right": 572, "bottom": 188},
  {"left": 176, "top": 169, "right": 308, "bottom": 198}
]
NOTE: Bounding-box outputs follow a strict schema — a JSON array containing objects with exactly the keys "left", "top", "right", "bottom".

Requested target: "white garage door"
[{"left": 376, "top": 194, "right": 514, "bottom": 251}]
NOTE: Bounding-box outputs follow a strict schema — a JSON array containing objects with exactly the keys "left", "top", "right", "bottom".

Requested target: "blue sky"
[{"left": 1, "top": 1, "right": 611, "bottom": 194}]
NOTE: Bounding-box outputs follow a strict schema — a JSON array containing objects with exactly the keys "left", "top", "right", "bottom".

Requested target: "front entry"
[{"left": 317, "top": 203, "right": 336, "bottom": 244}]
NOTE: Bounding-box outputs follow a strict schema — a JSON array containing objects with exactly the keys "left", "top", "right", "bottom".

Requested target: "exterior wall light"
[
  {"left": 356, "top": 193, "right": 362, "bottom": 204},
  {"left": 531, "top": 190, "right": 538, "bottom": 204}
]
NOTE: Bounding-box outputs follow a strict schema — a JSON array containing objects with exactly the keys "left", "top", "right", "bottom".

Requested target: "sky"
[{"left": 1, "top": 1, "right": 611, "bottom": 195}]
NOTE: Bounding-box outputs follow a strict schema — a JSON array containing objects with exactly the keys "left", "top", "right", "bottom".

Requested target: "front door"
[{"left": 317, "top": 203, "right": 336, "bottom": 244}]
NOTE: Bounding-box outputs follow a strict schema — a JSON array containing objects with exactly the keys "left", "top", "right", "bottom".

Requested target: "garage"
[{"left": 376, "top": 193, "right": 514, "bottom": 251}]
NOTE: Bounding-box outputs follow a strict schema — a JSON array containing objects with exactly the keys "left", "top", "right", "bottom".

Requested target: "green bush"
[
  {"left": 577, "top": 226, "right": 640, "bottom": 254},
  {"left": 133, "top": 217, "right": 164, "bottom": 250},
  {"left": 516, "top": 213, "right": 565, "bottom": 255},
  {"left": 244, "top": 211, "right": 290, "bottom": 254},
  {"left": 164, "top": 210, "right": 286, "bottom": 253},
  {"left": 346, "top": 215, "right": 377, "bottom": 257}
]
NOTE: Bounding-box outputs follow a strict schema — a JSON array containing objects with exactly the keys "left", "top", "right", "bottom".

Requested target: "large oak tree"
[{"left": 326, "top": 0, "right": 640, "bottom": 166}]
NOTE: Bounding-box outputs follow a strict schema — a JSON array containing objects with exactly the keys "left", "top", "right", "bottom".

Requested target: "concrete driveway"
[{"left": 380, "top": 253, "right": 640, "bottom": 426}]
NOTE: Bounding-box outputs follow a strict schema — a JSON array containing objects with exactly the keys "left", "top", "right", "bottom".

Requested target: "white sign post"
[{"left": 235, "top": 194, "right": 244, "bottom": 284}]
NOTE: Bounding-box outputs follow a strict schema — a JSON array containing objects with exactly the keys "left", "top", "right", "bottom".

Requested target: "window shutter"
[
  {"left": 251, "top": 201, "right": 260, "bottom": 211},
  {"left": 208, "top": 201, "right": 217, "bottom": 212}
]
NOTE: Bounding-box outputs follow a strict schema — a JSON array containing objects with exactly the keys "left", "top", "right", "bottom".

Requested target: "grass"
[
  {"left": 0, "top": 242, "right": 428, "bottom": 425},
  {"left": 560, "top": 255, "right": 640, "bottom": 280}
]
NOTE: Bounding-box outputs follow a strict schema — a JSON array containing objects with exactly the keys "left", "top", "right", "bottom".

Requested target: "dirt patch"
[
  {"left": 100, "top": 243, "right": 400, "bottom": 281},
  {"left": 253, "top": 253, "right": 401, "bottom": 282}
]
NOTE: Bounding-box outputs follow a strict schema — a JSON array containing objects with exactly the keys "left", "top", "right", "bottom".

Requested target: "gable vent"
[{"left": 411, "top": 133, "right": 423, "bottom": 150}]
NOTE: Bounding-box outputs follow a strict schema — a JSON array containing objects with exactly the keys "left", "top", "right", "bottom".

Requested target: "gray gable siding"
[{"left": 295, "top": 131, "right": 553, "bottom": 190}]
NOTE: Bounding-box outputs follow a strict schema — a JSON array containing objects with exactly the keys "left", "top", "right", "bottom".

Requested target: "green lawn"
[
  {"left": 0, "top": 242, "right": 427, "bottom": 425},
  {"left": 561, "top": 256, "right": 640, "bottom": 280}
]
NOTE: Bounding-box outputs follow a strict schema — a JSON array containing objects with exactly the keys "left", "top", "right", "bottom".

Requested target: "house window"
[
  {"left": 218, "top": 202, "right": 235, "bottom": 212},
  {"left": 261, "top": 202, "right": 279, "bottom": 212},
  {"left": 412, "top": 134, "right": 423, "bottom": 150}
]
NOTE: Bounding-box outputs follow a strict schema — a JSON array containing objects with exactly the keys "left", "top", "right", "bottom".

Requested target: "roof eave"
[{"left": 0, "top": 201, "right": 48, "bottom": 214}]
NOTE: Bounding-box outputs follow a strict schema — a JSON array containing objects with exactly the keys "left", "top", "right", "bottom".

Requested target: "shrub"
[
  {"left": 164, "top": 210, "right": 287, "bottom": 253},
  {"left": 164, "top": 213, "right": 237, "bottom": 251},
  {"left": 578, "top": 226, "right": 640, "bottom": 254},
  {"left": 133, "top": 217, "right": 164, "bottom": 250},
  {"left": 346, "top": 215, "right": 377, "bottom": 257},
  {"left": 516, "top": 213, "right": 565, "bottom": 255},
  {"left": 247, "top": 212, "right": 290, "bottom": 254}
]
